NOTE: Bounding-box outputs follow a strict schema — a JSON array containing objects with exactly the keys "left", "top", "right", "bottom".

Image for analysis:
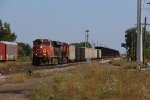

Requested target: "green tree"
[
  {"left": 18, "top": 42, "right": 32, "bottom": 57},
  {"left": 0, "top": 20, "right": 17, "bottom": 42},
  {"left": 122, "top": 27, "right": 150, "bottom": 60}
]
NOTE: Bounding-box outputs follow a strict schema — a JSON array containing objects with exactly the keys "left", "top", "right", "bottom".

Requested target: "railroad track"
[
  {"left": 0, "top": 58, "right": 118, "bottom": 76},
  {"left": 0, "top": 61, "right": 85, "bottom": 76}
]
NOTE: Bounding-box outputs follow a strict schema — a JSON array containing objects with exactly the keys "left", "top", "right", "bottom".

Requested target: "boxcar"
[
  {"left": 0, "top": 41, "right": 18, "bottom": 61},
  {"left": 80, "top": 48, "right": 94, "bottom": 61},
  {"left": 68, "top": 45, "right": 81, "bottom": 62},
  {"left": 68, "top": 45, "right": 76, "bottom": 61}
]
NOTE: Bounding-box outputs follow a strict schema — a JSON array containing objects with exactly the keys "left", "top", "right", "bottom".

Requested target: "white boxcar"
[{"left": 68, "top": 45, "right": 76, "bottom": 61}]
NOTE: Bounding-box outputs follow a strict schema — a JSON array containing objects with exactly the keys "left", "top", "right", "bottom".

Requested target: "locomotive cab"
[{"left": 32, "top": 39, "right": 52, "bottom": 65}]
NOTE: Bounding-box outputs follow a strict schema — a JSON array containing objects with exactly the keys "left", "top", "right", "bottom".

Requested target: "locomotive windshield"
[
  {"left": 33, "top": 40, "right": 50, "bottom": 46},
  {"left": 34, "top": 41, "right": 42, "bottom": 45}
]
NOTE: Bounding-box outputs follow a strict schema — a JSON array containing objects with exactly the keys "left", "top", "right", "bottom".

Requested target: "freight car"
[
  {"left": 95, "top": 46, "right": 120, "bottom": 58},
  {"left": 32, "top": 39, "right": 69, "bottom": 65},
  {"left": 0, "top": 41, "right": 18, "bottom": 61},
  {"left": 68, "top": 45, "right": 101, "bottom": 62}
]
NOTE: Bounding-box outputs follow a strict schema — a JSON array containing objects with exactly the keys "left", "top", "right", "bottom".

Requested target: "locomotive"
[{"left": 32, "top": 39, "right": 69, "bottom": 65}]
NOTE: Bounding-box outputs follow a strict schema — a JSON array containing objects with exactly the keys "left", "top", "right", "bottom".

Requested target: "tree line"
[{"left": 0, "top": 19, "right": 32, "bottom": 58}]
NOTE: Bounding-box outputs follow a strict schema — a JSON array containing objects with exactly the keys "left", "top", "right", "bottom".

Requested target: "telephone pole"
[{"left": 137, "top": 0, "right": 143, "bottom": 70}]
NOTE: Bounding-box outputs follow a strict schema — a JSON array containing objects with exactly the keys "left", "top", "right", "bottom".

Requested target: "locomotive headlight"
[
  {"left": 35, "top": 54, "right": 37, "bottom": 55},
  {"left": 40, "top": 46, "right": 42, "bottom": 49}
]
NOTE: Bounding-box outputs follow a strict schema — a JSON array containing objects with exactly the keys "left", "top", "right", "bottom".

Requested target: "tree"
[
  {"left": 0, "top": 20, "right": 17, "bottom": 42},
  {"left": 18, "top": 42, "right": 32, "bottom": 57},
  {"left": 122, "top": 27, "right": 150, "bottom": 60}
]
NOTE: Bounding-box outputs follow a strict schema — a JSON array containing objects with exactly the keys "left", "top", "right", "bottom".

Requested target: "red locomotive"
[{"left": 32, "top": 39, "right": 69, "bottom": 65}]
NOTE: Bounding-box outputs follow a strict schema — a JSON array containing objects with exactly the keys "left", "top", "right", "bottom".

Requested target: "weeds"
[
  {"left": 6, "top": 73, "right": 28, "bottom": 84},
  {"left": 5, "top": 71, "right": 53, "bottom": 84},
  {"left": 26, "top": 84, "right": 52, "bottom": 100},
  {"left": 27, "top": 62, "right": 150, "bottom": 100},
  {"left": 0, "top": 61, "right": 31, "bottom": 68}
]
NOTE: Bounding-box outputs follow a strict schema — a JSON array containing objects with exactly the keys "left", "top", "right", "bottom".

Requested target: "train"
[
  {"left": 32, "top": 39, "right": 101, "bottom": 65},
  {"left": 0, "top": 39, "right": 120, "bottom": 64},
  {"left": 32, "top": 39, "right": 120, "bottom": 66}
]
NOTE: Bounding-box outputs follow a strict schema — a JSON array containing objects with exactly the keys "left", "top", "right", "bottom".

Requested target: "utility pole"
[{"left": 137, "top": 0, "right": 143, "bottom": 70}]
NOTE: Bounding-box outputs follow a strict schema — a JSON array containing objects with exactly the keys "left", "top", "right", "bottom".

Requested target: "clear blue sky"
[{"left": 0, "top": 0, "right": 140, "bottom": 53}]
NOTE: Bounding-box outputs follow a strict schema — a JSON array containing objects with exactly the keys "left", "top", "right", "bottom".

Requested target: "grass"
[
  {"left": 0, "top": 61, "right": 31, "bottom": 68},
  {"left": 27, "top": 61, "right": 150, "bottom": 100},
  {"left": 6, "top": 73, "right": 28, "bottom": 84},
  {"left": 1, "top": 59, "right": 150, "bottom": 99},
  {"left": 0, "top": 56, "right": 31, "bottom": 68},
  {"left": 110, "top": 59, "right": 136, "bottom": 69},
  {"left": 4, "top": 71, "right": 53, "bottom": 84},
  {"left": 26, "top": 84, "right": 52, "bottom": 100},
  {"left": 18, "top": 56, "right": 32, "bottom": 62}
]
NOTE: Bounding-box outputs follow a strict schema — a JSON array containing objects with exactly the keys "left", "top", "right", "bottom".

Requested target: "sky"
[{"left": 0, "top": 0, "right": 147, "bottom": 53}]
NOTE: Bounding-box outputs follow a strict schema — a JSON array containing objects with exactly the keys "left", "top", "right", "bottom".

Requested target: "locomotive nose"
[{"left": 33, "top": 46, "right": 47, "bottom": 57}]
